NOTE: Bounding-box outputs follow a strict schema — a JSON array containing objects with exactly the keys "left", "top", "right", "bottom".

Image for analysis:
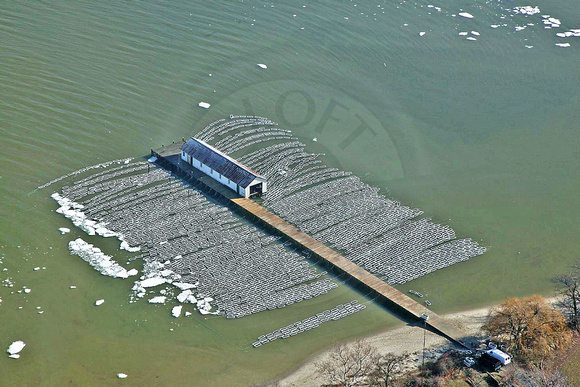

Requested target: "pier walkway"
[
  {"left": 151, "top": 144, "right": 470, "bottom": 348},
  {"left": 230, "top": 198, "right": 469, "bottom": 347}
]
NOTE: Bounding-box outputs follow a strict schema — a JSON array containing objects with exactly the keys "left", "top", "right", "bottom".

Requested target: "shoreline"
[{"left": 278, "top": 301, "right": 539, "bottom": 386}]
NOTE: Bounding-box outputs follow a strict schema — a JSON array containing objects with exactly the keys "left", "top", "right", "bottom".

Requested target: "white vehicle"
[{"left": 486, "top": 348, "right": 511, "bottom": 365}]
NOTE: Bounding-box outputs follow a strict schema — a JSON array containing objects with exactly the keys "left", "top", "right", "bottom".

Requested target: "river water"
[{"left": 1, "top": 1, "right": 579, "bottom": 385}]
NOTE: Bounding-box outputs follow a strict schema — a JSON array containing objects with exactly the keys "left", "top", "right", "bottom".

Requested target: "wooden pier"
[
  {"left": 231, "top": 198, "right": 470, "bottom": 347},
  {"left": 151, "top": 144, "right": 470, "bottom": 348}
]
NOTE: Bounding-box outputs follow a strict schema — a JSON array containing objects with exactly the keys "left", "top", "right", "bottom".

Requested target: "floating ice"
[
  {"left": 120, "top": 241, "right": 141, "bottom": 253},
  {"left": 459, "top": 32, "right": 468, "bottom": 36},
  {"left": 7, "top": 341, "right": 25, "bottom": 355},
  {"left": 70, "top": 285, "right": 77, "bottom": 289},
  {"left": 466, "top": 37, "right": 477, "bottom": 41},
  {"left": 59, "top": 228, "right": 70, "bottom": 234},
  {"left": 419, "top": 31, "right": 426, "bottom": 37},
  {"left": 24, "top": 288, "right": 31, "bottom": 294},
  {"left": 555, "top": 43, "right": 570, "bottom": 47},
  {"left": 490, "top": 25, "right": 499, "bottom": 29},
  {"left": 173, "top": 282, "right": 197, "bottom": 290},
  {"left": 458, "top": 12, "right": 474, "bottom": 19},
  {"left": 127, "top": 268, "right": 139, "bottom": 276},
  {"left": 69, "top": 239, "right": 131, "bottom": 279},
  {"left": 515, "top": 26, "right": 526, "bottom": 32},
  {"left": 172, "top": 305, "right": 183, "bottom": 318},
  {"left": 95, "top": 299, "right": 105, "bottom": 306},
  {"left": 471, "top": 31, "right": 480, "bottom": 36},
  {"left": 148, "top": 296, "right": 166, "bottom": 304},
  {"left": 8, "top": 354, "right": 20, "bottom": 359},
  {"left": 257, "top": 63, "right": 267, "bottom": 69},
  {"left": 34, "top": 267, "right": 41, "bottom": 271},
  {"left": 117, "top": 373, "right": 128, "bottom": 379},
  {"left": 185, "top": 311, "right": 192, "bottom": 317},
  {"left": 139, "top": 277, "right": 166, "bottom": 288},
  {"left": 198, "top": 102, "right": 211, "bottom": 109},
  {"left": 176, "top": 290, "right": 197, "bottom": 304},
  {"left": 148, "top": 156, "right": 158, "bottom": 163}
]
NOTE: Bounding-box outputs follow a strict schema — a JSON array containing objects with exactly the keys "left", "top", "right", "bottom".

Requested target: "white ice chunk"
[
  {"left": 173, "top": 282, "right": 197, "bottom": 290},
  {"left": 127, "top": 269, "right": 138, "bottom": 276},
  {"left": 120, "top": 241, "right": 141, "bottom": 253},
  {"left": 458, "top": 12, "right": 474, "bottom": 19},
  {"left": 555, "top": 43, "right": 570, "bottom": 47},
  {"left": 185, "top": 311, "right": 192, "bottom": 317},
  {"left": 95, "top": 299, "right": 105, "bottom": 306},
  {"left": 24, "top": 288, "right": 31, "bottom": 294},
  {"left": 9, "top": 354, "right": 20, "bottom": 359},
  {"left": 148, "top": 296, "right": 166, "bottom": 304},
  {"left": 58, "top": 227, "right": 70, "bottom": 234},
  {"left": 471, "top": 31, "right": 480, "bottom": 36},
  {"left": 69, "top": 238, "right": 130, "bottom": 279},
  {"left": 466, "top": 37, "right": 477, "bottom": 41},
  {"left": 140, "top": 277, "right": 166, "bottom": 288},
  {"left": 7, "top": 341, "right": 26, "bottom": 355},
  {"left": 117, "top": 373, "right": 128, "bottom": 379},
  {"left": 198, "top": 102, "right": 211, "bottom": 109},
  {"left": 419, "top": 31, "right": 426, "bottom": 36},
  {"left": 172, "top": 305, "right": 183, "bottom": 318},
  {"left": 491, "top": 25, "right": 499, "bottom": 29},
  {"left": 257, "top": 63, "right": 268, "bottom": 69},
  {"left": 459, "top": 32, "right": 468, "bottom": 36}
]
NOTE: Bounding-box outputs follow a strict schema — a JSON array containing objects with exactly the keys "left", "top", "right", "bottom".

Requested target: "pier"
[{"left": 151, "top": 144, "right": 470, "bottom": 348}]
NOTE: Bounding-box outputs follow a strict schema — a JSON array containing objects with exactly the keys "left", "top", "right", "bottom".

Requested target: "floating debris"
[{"left": 252, "top": 301, "right": 365, "bottom": 347}]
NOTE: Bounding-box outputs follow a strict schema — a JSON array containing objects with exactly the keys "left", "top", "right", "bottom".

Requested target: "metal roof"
[{"left": 181, "top": 138, "right": 266, "bottom": 188}]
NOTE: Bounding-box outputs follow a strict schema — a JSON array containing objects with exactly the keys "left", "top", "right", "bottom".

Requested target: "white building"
[{"left": 180, "top": 138, "right": 267, "bottom": 198}]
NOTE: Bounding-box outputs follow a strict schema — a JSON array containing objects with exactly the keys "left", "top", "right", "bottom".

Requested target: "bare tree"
[
  {"left": 555, "top": 262, "right": 580, "bottom": 329},
  {"left": 316, "top": 340, "right": 378, "bottom": 387},
  {"left": 368, "top": 353, "right": 409, "bottom": 387},
  {"left": 482, "top": 295, "right": 572, "bottom": 362},
  {"left": 503, "top": 363, "right": 569, "bottom": 387}
]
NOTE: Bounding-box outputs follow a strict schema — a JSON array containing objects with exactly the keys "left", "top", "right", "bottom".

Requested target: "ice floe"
[
  {"left": 7, "top": 341, "right": 25, "bottom": 356},
  {"left": 466, "top": 37, "right": 477, "bottom": 41},
  {"left": 176, "top": 290, "right": 197, "bottom": 304},
  {"left": 117, "top": 373, "right": 128, "bottom": 379},
  {"left": 512, "top": 6, "right": 540, "bottom": 16},
  {"left": 171, "top": 305, "right": 182, "bottom": 318},
  {"left": 59, "top": 227, "right": 70, "bottom": 234},
  {"left": 459, "top": 32, "right": 468, "bottom": 36},
  {"left": 139, "top": 277, "right": 166, "bottom": 288},
  {"left": 257, "top": 63, "right": 267, "bottom": 69},
  {"left": 173, "top": 282, "right": 197, "bottom": 290},
  {"left": 198, "top": 102, "right": 211, "bottom": 109},
  {"left": 419, "top": 31, "right": 426, "bottom": 37},
  {"left": 471, "top": 31, "right": 480, "bottom": 36},
  {"left": 148, "top": 296, "right": 166, "bottom": 304},
  {"left": 555, "top": 43, "right": 570, "bottom": 47},
  {"left": 52, "top": 193, "right": 140, "bottom": 252},
  {"left": 69, "top": 238, "right": 131, "bottom": 279},
  {"left": 458, "top": 12, "right": 474, "bottom": 19},
  {"left": 95, "top": 299, "right": 105, "bottom": 306}
]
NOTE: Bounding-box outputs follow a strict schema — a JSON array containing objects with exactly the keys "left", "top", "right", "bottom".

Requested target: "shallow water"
[{"left": 1, "top": 0, "right": 579, "bottom": 385}]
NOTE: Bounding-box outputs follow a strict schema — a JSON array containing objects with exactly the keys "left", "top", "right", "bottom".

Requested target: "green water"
[{"left": 1, "top": 1, "right": 579, "bottom": 385}]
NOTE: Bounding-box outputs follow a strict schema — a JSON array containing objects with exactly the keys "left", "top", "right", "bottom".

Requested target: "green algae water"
[{"left": 1, "top": 1, "right": 579, "bottom": 385}]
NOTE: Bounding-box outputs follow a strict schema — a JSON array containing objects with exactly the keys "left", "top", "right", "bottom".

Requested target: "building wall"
[{"left": 183, "top": 150, "right": 264, "bottom": 198}]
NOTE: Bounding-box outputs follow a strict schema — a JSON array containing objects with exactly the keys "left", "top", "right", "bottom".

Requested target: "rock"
[
  {"left": 95, "top": 299, "right": 105, "bottom": 306},
  {"left": 7, "top": 341, "right": 26, "bottom": 355}
]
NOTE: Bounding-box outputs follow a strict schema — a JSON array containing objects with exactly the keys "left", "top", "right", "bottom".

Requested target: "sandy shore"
[{"left": 279, "top": 306, "right": 492, "bottom": 387}]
